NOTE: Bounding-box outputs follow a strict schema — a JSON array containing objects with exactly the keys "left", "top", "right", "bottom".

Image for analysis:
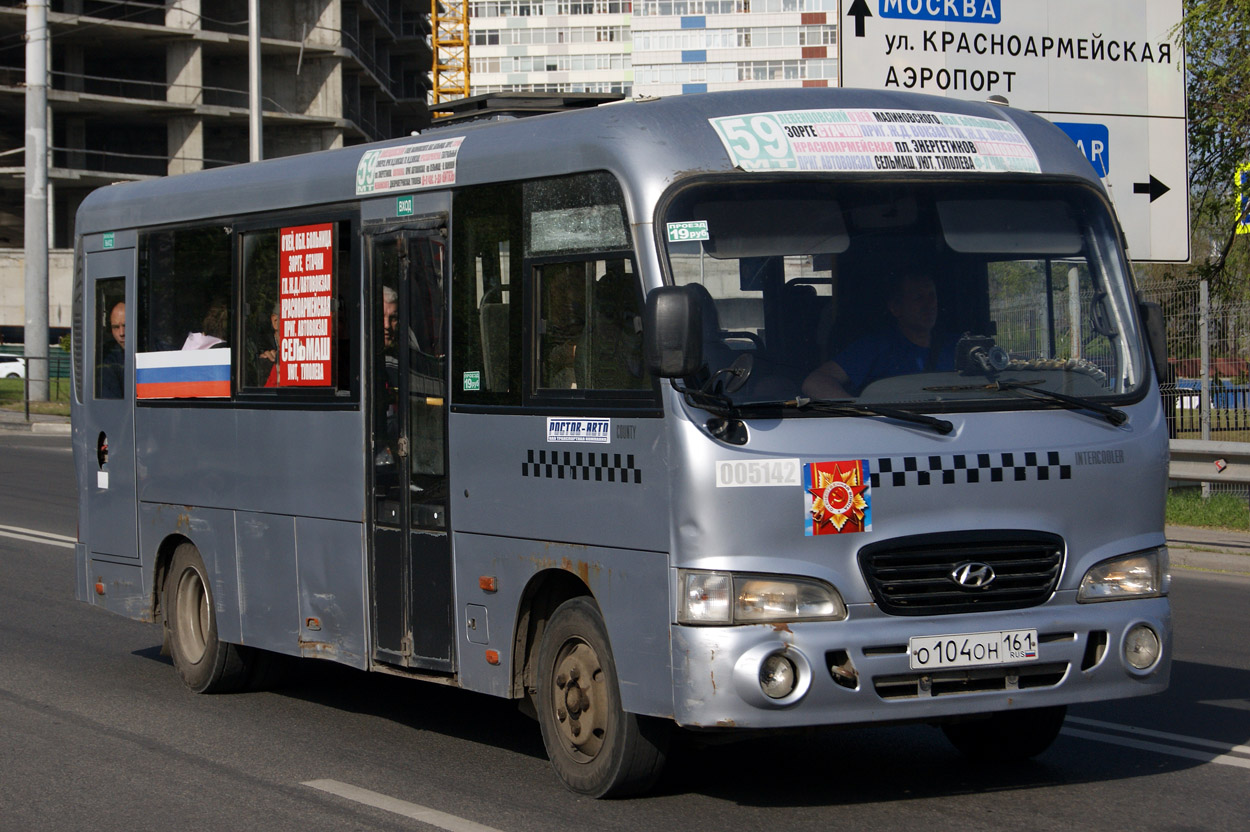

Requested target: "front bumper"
[{"left": 670, "top": 592, "right": 1170, "bottom": 728}]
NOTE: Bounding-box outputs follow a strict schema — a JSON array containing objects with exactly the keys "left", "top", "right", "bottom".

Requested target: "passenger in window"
[
  {"left": 382, "top": 284, "right": 400, "bottom": 349},
  {"left": 256, "top": 301, "right": 280, "bottom": 387},
  {"left": 380, "top": 284, "right": 400, "bottom": 432},
  {"left": 182, "top": 300, "right": 230, "bottom": 350},
  {"left": 587, "top": 261, "right": 646, "bottom": 389},
  {"left": 541, "top": 266, "right": 586, "bottom": 389},
  {"left": 99, "top": 300, "right": 125, "bottom": 398},
  {"left": 802, "top": 272, "right": 955, "bottom": 399}
]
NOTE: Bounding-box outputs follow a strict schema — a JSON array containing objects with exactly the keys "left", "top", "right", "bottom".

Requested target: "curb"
[
  {"left": 0, "top": 418, "right": 71, "bottom": 434},
  {"left": 1169, "top": 546, "right": 1250, "bottom": 577}
]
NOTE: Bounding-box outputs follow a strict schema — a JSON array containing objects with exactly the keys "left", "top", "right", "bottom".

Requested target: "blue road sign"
[
  {"left": 1055, "top": 122, "right": 1110, "bottom": 178},
  {"left": 878, "top": 0, "right": 1002, "bottom": 24}
]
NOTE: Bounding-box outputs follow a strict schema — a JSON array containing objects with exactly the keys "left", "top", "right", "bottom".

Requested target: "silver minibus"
[{"left": 73, "top": 88, "right": 1171, "bottom": 796}]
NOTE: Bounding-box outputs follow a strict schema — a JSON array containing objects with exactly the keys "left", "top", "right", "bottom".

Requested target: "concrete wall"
[{"left": 0, "top": 251, "right": 75, "bottom": 333}]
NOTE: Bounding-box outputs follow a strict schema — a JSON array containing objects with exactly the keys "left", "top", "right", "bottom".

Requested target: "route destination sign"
[{"left": 840, "top": 0, "right": 1189, "bottom": 262}]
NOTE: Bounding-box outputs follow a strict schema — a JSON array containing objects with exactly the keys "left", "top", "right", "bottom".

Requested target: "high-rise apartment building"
[
  {"left": 468, "top": 0, "right": 634, "bottom": 96},
  {"left": 467, "top": 0, "right": 838, "bottom": 97},
  {"left": 0, "top": 0, "right": 429, "bottom": 339}
]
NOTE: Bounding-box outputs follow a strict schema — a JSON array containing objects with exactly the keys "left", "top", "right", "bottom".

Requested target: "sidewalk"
[
  {"left": 1166, "top": 524, "right": 1250, "bottom": 576},
  {"left": 0, "top": 407, "right": 71, "bottom": 434}
]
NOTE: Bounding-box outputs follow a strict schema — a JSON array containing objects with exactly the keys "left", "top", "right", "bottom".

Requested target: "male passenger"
[
  {"left": 98, "top": 300, "right": 125, "bottom": 398},
  {"left": 382, "top": 285, "right": 400, "bottom": 348},
  {"left": 802, "top": 272, "right": 955, "bottom": 399}
]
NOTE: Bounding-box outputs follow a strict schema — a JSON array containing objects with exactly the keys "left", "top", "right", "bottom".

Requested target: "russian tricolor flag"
[{"left": 135, "top": 350, "right": 231, "bottom": 399}]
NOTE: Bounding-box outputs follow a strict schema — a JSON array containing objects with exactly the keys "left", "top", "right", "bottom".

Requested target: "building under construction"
[{"left": 0, "top": 0, "right": 431, "bottom": 342}]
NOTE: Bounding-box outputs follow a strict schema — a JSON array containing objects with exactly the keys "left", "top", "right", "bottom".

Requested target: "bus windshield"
[{"left": 661, "top": 179, "right": 1147, "bottom": 412}]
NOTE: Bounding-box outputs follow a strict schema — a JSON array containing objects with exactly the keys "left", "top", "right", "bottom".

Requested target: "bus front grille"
[
  {"left": 872, "top": 662, "right": 1069, "bottom": 700},
  {"left": 858, "top": 531, "right": 1064, "bottom": 616}
]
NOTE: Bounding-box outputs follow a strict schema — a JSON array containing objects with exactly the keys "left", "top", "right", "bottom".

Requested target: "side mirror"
[
  {"left": 1138, "top": 300, "right": 1168, "bottom": 383},
  {"left": 644, "top": 285, "right": 703, "bottom": 378}
]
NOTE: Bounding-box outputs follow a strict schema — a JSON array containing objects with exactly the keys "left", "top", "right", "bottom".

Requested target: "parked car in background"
[{"left": 0, "top": 355, "right": 25, "bottom": 379}]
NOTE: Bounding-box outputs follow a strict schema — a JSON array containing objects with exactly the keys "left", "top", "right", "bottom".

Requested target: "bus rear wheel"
[
  {"left": 535, "top": 597, "right": 668, "bottom": 797},
  {"left": 163, "top": 542, "right": 253, "bottom": 694},
  {"left": 942, "top": 705, "right": 1067, "bottom": 762}
]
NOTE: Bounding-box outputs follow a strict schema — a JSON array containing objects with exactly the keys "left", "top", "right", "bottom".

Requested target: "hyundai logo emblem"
[{"left": 951, "top": 562, "right": 996, "bottom": 589}]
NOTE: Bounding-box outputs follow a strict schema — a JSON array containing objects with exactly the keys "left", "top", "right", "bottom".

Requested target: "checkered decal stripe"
[
  {"left": 870, "top": 451, "right": 1071, "bottom": 488},
  {"left": 522, "top": 449, "right": 642, "bottom": 484}
]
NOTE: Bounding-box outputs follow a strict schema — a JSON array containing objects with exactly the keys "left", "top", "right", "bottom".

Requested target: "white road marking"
[
  {"left": 0, "top": 524, "right": 75, "bottom": 550},
  {"left": 1067, "top": 716, "right": 1250, "bottom": 756},
  {"left": 1062, "top": 728, "right": 1250, "bottom": 770},
  {"left": 303, "top": 780, "right": 508, "bottom": 832},
  {"left": 1196, "top": 698, "right": 1250, "bottom": 713},
  {"left": 1063, "top": 718, "right": 1250, "bottom": 770}
]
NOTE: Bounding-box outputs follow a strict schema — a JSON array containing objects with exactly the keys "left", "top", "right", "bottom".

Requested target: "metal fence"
[
  {"left": 1137, "top": 277, "right": 1250, "bottom": 441},
  {"left": 1138, "top": 276, "right": 1250, "bottom": 506}
]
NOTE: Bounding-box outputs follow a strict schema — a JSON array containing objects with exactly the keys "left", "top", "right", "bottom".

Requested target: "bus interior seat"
[
  {"left": 778, "top": 281, "right": 823, "bottom": 370},
  {"left": 479, "top": 285, "right": 511, "bottom": 391}
]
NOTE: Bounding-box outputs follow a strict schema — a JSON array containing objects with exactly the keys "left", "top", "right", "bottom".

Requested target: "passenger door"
[
  {"left": 83, "top": 242, "right": 138, "bottom": 563},
  {"left": 368, "top": 222, "right": 453, "bottom": 672}
]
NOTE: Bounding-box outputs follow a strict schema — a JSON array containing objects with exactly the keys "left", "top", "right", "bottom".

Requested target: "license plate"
[{"left": 908, "top": 629, "right": 1039, "bottom": 671}]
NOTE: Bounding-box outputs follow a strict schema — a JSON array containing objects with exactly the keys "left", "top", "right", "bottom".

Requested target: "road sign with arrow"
[
  {"left": 838, "top": 0, "right": 1189, "bottom": 262},
  {"left": 846, "top": 0, "right": 872, "bottom": 37}
]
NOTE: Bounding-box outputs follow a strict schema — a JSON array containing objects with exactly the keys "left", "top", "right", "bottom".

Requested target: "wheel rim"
[
  {"left": 175, "top": 567, "right": 209, "bottom": 665},
  {"left": 549, "top": 639, "right": 609, "bottom": 763}
]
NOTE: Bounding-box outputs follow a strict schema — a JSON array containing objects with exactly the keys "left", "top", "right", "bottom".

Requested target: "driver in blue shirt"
[{"left": 802, "top": 272, "right": 955, "bottom": 399}]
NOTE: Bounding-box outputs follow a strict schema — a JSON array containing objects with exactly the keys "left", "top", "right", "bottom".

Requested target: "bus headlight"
[
  {"left": 678, "top": 570, "right": 846, "bottom": 624},
  {"left": 1078, "top": 548, "right": 1170, "bottom": 602}
]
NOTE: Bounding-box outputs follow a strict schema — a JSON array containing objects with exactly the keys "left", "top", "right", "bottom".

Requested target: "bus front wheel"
[
  {"left": 942, "top": 705, "right": 1067, "bottom": 762},
  {"left": 535, "top": 597, "right": 669, "bottom": 797},
  {"left": 163, "top": 542, "right": 253, "bottom": 694}
]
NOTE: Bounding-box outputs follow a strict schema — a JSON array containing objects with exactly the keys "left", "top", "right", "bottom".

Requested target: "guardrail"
[{"left": 1169, "top": 439, "right": 1250, "bottom": 484}]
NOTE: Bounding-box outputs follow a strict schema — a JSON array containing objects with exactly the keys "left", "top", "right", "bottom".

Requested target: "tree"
[{"left": 1167, "top": 0, "right": 1250, "bottom": 295}]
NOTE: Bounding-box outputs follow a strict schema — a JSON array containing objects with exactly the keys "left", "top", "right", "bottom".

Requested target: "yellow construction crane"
[{"left": 432, "top": 0, "right": 471, "bottom": 112}]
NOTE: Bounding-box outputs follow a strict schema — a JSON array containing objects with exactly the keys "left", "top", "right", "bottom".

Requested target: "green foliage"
[
  {"left": 0, "top": 378, "right": 71, "bottom": 411},
  {"left": 1157, "top": 1, "right": 1250, "bottom": 296},
  {"left": 58, "top": 332, "right": 71, "bottom": 353},
  {"left": 1167, "top": 486, "right": 1250, "bottom": 530}
]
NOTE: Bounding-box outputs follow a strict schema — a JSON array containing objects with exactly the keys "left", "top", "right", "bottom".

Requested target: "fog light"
[
  {"left": 1124, "top": 624, "right": 1161, "bottom": 670},
  {"left": 759, "top": 653, "right": 797, "bottom": 699}
]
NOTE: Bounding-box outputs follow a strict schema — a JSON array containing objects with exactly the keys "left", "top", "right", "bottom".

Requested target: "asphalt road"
[{"left": 1, "top": 431, "right": 1247, "bottom": 831}]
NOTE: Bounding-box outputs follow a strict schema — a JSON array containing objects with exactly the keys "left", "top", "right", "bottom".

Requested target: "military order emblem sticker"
[{"left": 804, "top": 460, "right": 871, "bottom": 536}]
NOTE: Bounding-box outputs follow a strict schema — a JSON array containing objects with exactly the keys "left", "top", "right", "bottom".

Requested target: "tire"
[
  {"left": 163, "top": 542, "right": 254, "bottom": 694},
  {"left": 535, "top": 597, "right": 669, "bottom": 797},
  {"left": 942, "top": 705, "right": 1067, "bottom": 762},
  {"left": 4, "top": 373, "right": 17, "bottom": 379}
]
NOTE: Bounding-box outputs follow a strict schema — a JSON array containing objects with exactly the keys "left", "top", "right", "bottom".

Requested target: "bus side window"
[
  {"left": 480, "top": 282, "right": 512, "bottom": 391},
  {"left": 138, "top": 226, "right": 232, "bottom": 354},
  {"left": 537, "top": 263, "right": 586, "bottom": 389},
  {"left": 95, "top": 279, "right": 126, "bottom": 399},
  {"left": 241, "top": 229, "right": 281, "bottom": 388},
  {"left": 536, "top": 257, "right": 646, "bottom": 392},
  {"left": 588, "top": 258, "right": 647, "bottom": 390},
  {"left": 239, "top": 220, "right": 351, "bottom": 394},
  {"left": 452, "top": 183, "right": 523, "bottom": 405}
]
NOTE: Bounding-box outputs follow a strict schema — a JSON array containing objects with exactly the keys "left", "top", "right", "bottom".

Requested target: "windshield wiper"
[
  {"left": 992, "top": 380, "right": 1127, "bottom": 425},
  {"left": 739, "top": 397, "right": 954, "bottom": 435},
  {"left": 926, "top": 379, "right": 1126, "bottom": 426}
]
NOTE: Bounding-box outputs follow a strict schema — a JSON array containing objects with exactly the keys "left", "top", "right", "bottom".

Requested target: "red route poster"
[{"left": 278, "top": 223, "right": 334, "bottom": 387}]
